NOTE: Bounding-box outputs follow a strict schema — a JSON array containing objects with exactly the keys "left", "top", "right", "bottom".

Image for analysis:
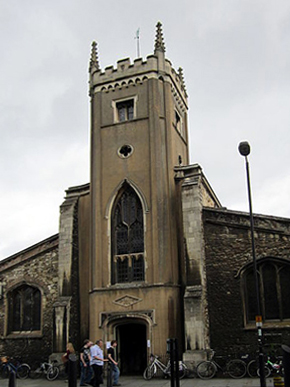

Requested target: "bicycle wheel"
[
  {"left": 167, "top": 362, "right": 187, "bottom": 379},
  {"left": 47, "top": 365, "right": 59, "bottom": 381},
  {"left": 17, "top": 364, "right": 30, "bottom": 379},
  {"left": 197, "top": 361, "right": 216, "bottom": 379},
  {"left": 178, "top": 362, "right": 187, "bottom": 379},
  {"left": 247, "top": 360, "right": 258, "bottom": 378},
  {"left": 30, "top": 367, "right": 43, "bottom": 379},
  {"left": 143, "top": 364, "right": 157, "bottom": 380},
  {"left": 227, "top": 359, "right": 247, "bottom": 378},
  {"left": 257, "top": 365, "right": 271, "bottom": 378},
  {"left": 58, "top": 364, "right": 67, "bottom": 380}
]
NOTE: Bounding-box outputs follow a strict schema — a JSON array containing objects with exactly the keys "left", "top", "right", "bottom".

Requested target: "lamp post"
[{"left": 238, "top": 141, "right": 266, "bottom": 387}]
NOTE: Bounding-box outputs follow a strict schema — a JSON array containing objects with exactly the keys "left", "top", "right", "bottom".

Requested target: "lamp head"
[{"left": 238, "top": 141, "right": 251, "bottom": 157}]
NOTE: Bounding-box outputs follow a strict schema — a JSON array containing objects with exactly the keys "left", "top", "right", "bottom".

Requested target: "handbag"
[{"left": 61, "top": 354, "right": 68, "bottom": 364}]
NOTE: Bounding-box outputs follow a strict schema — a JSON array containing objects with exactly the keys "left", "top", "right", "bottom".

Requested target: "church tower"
[{"left": 88, "top": 22, "right": 189, "bottom": 372}]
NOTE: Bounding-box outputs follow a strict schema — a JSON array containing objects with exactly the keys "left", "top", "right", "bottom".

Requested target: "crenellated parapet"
[
  {"left": 88, "top": 22, "right": 188, "bottom": 109},
  {"left": 89, "top": 54, "right": 187, "bottom": 107}
]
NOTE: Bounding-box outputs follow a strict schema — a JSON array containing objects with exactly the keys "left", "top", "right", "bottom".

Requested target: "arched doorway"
[{"left": 116, "top": 323, "right": 147, "bottom": 375}]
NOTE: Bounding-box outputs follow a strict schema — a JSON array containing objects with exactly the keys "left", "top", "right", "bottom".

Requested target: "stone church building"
[{"left": 1, "top": 22, "right": 290, "bottom": 373}]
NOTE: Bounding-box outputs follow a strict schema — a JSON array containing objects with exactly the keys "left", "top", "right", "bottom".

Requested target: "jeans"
[
  {"left": 111, "top": 363, "right": 120, "bottom": 385},
  {"left": 80, "top": 362, "right": 93, "bottom": 385}
]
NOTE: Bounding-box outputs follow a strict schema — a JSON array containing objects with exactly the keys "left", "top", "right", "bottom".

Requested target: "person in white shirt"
[{"left": 90, "top": 339, "right": 108, "bottom": 387}]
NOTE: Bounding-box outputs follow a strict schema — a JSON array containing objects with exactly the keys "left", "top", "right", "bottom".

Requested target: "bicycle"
[
  {"left": 0, "top": 356, "right": 30, "bottom": 379},
  {"left": 30, "top": 361, "right": 59, "bottom": 381},
  {"left": 143, "top": 354, "right": 187, "bottom": 380},
  {"left": 196, "top": 352, "right": 247, "bottom": 379},
  {"left": 247, "top": 355, "right": 283, "bottom": 378}
]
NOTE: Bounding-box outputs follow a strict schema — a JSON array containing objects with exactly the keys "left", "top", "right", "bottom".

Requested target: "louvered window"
[{"left": 116, "top": 100, "right": 134, "bottom": 122}]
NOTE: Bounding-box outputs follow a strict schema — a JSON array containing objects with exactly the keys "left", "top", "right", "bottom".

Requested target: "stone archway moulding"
[
  {"left": 100, "top": 310, "right": 155, "bottom": 357},
  {"left": 100, "top": 309, "right": 155, "bottom": 330},
  {"left": 104, "top": 178, "right": 149, "bottom": 221}
]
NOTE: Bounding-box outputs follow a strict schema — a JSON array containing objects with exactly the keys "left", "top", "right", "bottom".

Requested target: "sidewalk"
[{"left": 5, "top": 376, "right": 274, "bottom": 387}]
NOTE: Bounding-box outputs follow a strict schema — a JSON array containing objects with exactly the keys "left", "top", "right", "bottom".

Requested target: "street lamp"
[{"left": 238, "top": 141, "right": 266, "bottom": 387}]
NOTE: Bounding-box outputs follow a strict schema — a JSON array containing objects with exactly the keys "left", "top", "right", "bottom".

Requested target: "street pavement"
[{"left": 0, "top": 376, "right": 275, "bottom": 387}]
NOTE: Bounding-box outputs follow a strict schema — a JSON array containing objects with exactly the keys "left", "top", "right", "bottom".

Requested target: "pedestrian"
[
  {"left": 90, "top": 339, "right": 108, "bottom": 387},
  {"left": 62, "top": 342, "right": 76, "bottom": 378},
  {"left": 107, "top": 340, "right": 121, "bottom": 386},
  {"left": 80, "top": 339, "right": 93, "bottom": 386}
]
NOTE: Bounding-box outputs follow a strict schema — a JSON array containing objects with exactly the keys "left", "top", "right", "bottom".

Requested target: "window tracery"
[
  {"left": 111, "top": 184, "right": 145, "bottom": 284},
  {"left": 7, "top": 284, "right": 41, "bottom": 333},
  {"left": 243, "top": 259, "right": 290, "bottom": 324}
]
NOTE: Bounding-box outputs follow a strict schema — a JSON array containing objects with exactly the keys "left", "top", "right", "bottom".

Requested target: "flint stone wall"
[
  {"left": 203, "top": 207, "right": 290, "bottom": 356},
  {"left": 0, "top": 235, "right": 58, "bottom": 367}
]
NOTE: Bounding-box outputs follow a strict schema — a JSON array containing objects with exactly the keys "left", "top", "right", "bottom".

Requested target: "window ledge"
[
  {"left": 113, "top": 118, "right": 136, "bottom": 125},
  {"left": 6, "top": 331, "right": 43, "bottom": 339},
  {"left": 111, "top": 281, "right": 145, "bottom": 289}
]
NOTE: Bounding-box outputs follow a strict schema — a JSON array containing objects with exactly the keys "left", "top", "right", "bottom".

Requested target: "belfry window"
[
  {"left": 116, "top": 99, "right": 134, "bottom": 122},
  {"left": 175, "top": 111, "right": 181, "bottom": 133},
  {"left": 111, "top": 184, "right": 145, "bottom": 284},
  {"left": 7, "top": 285, "right": 41, "bottom": 333},
  {"left": 243, "top": 259, "right": 290, "bottom": 324}
]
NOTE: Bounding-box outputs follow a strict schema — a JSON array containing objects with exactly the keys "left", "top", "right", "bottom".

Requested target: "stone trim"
[
  {"left": 184, "top": 285, "right": 202, "bottom": 298},
  {"left": 0, "top": 235, "right": 58, "bottom": 273},
  {"left": 203, "top": 207, "right": 290, "bottom": 235},
  {"left": 100, "top": 309, "right": 155, "bottom": 329},
  {"left": 90, "top": 283, "right": 181, "bottom": 293}
]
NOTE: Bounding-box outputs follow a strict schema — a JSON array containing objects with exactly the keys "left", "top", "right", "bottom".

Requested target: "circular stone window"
[{"left": 118, "top": 144, "right": 134, "bottom": 158}]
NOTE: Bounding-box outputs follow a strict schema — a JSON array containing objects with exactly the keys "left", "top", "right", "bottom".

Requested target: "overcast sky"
[{"left": 1, "top": 0, "right": 289, "bottom": 260}]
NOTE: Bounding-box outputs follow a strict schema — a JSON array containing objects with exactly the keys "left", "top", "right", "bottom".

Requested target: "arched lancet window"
[
  {"left": 243, "top": 259, "right": 290, "bottom": 323},
  {"left": 7, "top": 285, "right": 41, "bottom": 333},
  {"left": 262, "top": 263, "right": 279, "bottom": 320},
  {"left": 280, "top": 266, "right": 290, "bottom": 319},
  {"left": 111, "top": 184, "right": 145, "bottom": 284}
]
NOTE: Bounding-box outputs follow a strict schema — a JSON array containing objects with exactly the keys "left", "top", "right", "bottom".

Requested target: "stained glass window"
[
  {"left": 280, "top": 266, "right": 290, "bottom": 319},
  {"left": 8, "top": 285, "right": 41, "bottom": 333},
  {"left": 244, "top": 260, "right": 290, "bottom": 323},
  {"left": 263, "top": 263, "right": 279, "bottom": 320},
  {"left": 112, "top": 185, "right": 144, "bottom": 284},
  {"left": 116, "top": 257, "right": 129, "bottom": 283}
]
